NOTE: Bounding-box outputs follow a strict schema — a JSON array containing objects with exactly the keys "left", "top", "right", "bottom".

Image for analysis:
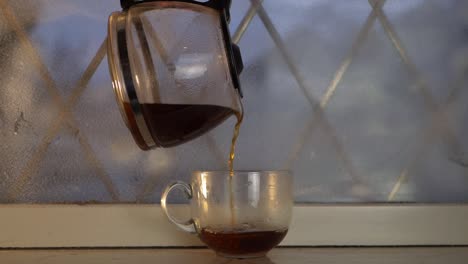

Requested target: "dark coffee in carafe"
[{"left": 138, "top": 103, "right": 235, "bottom": 147}]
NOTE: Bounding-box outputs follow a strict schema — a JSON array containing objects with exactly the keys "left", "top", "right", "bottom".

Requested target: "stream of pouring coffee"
[
  {"left": 228, "top": 111, "right": 243, "bottom": 227},
  {"left": 228, "top": 112, "right": 243, "bottom": 174}
]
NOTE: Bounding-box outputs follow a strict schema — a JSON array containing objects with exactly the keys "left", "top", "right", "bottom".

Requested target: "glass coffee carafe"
[{"left": 107, "top": 0, "right": 243, "bottom": 150}]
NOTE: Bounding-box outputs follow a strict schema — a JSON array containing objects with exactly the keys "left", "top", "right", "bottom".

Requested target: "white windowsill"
[{"left": 0, "top": 204, "right": 467, "bottom": 248}]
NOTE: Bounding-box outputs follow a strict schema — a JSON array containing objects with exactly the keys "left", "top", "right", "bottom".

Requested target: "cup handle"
[{"left": 161, "top": 181, "right": 196, "bottom": 233}]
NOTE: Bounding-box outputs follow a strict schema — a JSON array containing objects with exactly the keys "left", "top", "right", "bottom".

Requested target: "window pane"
[{"left": 0, "top": 0, "right": 467, "bottom": 203}]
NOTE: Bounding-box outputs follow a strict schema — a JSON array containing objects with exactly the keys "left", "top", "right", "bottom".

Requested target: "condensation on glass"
[{"left": 0, "top": 0, "right": 467, "bottom": 203}]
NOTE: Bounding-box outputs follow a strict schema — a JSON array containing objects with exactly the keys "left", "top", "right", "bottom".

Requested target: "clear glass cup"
[{"left": 161, "top": 171, "right": 293, "bottom": 258}]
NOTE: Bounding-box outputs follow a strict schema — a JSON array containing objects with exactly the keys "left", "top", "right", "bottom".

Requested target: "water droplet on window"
[{"left": 241, "top": 223, "right": 251, "bottom": 230}]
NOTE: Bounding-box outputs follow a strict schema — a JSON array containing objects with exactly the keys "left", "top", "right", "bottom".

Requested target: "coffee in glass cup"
[{"left": 161, "top": 171, "right": 292, "bottom": 258}]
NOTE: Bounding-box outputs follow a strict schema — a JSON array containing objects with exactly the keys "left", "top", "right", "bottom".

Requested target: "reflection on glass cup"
[{"left": 161, "top": 171, "right": 293, "bottom": 258}]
